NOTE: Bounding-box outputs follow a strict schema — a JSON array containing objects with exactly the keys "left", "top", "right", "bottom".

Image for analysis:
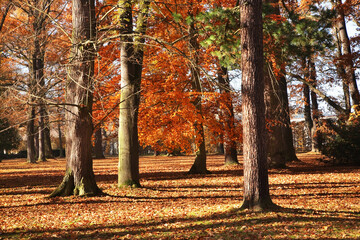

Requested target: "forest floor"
[{"left": 0, "top": 153, "right": 359, "bottom": 239}]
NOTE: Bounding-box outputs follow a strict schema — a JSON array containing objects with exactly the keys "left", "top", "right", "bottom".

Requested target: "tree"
[
  {"left": 30, "top": 0, "right": 52, "bottom": 162},
  {"left": 94, "top": 127, "right": 105, "bottom": 159},
  {"left": 1, "top": 0, "right": 57, "bottom": 163},
  {"left": 187, "top": 9, "right": 210, "bottom": 174},
  {"left": 334, "top": 26, "right": 351, "bottom": 115},
  {"left": 217, "top": 67, "right": 239, "bottom": 165},
  {"left": 239, "top": 0, "right": 276, "bottom": 211},
  {"left": 333, "top": 0, "right": 360, "bottom": 107},
  {"left": 263, "top": 0, "right": 298, "bottom": 168},
  {"left": 0, "top": 117, "right": 20, "bottom": 161},
  {"left": 118, "top": 0, "right": 150, "bottom": 187},
  {"left": 50, "top": 0, "right": 101, "bottom": 197}
]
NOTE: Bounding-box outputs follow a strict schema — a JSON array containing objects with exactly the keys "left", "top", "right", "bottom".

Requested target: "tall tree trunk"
[
  {"left": 94, "top": 127, "right": 105, "bottom": 159},
  {"left": 335, "top": 25, "right": 351, "bottom": 115},
  {"left": 302, "top": 59, "right": 313, "bottom": 151},
  {"left": 335, "top": 0, "right": 360, "bottom": 106},
  {"left": 50, "top": 0, "right": 101, "bottom": 197},
  {"left": 188, "top": 17, "right": 209, "bottom": 174},
  {"left": 264, "top": 0, "right": 297, "bottom": 168},
  {"left": 309, "top": 58, "right": 322, "bottom": 152},
  {"left": 118, "top": 0, "right": 150, "bottom": 187},
  {"left": 36, "top": 51, "right": 46, "bottom": 162},
  {"left": 217, "top": 67, "right": 238, "bottom": 165},
  {"left": 34, "top": 36, "right": 46, "bottom": 162},
  {"left": 239, "top": 0, "right": 276, "bottom": 211},
  {"left": 26, "top": 0, "right": 51, "bottom": 162}
]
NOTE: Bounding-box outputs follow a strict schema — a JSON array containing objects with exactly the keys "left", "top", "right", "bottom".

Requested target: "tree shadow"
[{"left": 2, "top": 206, "right": 359, "bottom": 239}]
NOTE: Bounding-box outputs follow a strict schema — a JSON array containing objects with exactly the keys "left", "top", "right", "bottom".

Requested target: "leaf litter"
[{"left": 0, "top": 153, "right": 359, "bottom": 239}]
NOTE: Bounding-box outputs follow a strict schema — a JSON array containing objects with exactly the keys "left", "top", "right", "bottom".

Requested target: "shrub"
[{"left": 321, "top": 107, "right": 360, "bottom": 165}]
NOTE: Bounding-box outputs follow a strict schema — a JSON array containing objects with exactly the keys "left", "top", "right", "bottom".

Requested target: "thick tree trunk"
[
  {"left": 188, "top": 19, "right": 209, "bottom": 174},
  {"left": 335, "top": 0, "right": 360, "bottom": 106},
  {"left": 118, "top": 0, "right": 150, "bottom": 187},
  {"left": 264, "top": 0, "right": 297, "bottom": 168},
  {"left": 279, "top": 75, "right": 298, "bottom": 161},
  {"left": 50, "top": 0, "right": 101, "bottom": 197},
  {"left": 94, "top": 128, "right": 105, "bottom": 159},
  {"left": 239, "top": 0, "right": 276, "bottom": 211},
  {"left": 218, "top": 67, "right": 238, "bottom": 165},
  {"left": 265, "top": 69, "right": 288, "bottom": 168}
]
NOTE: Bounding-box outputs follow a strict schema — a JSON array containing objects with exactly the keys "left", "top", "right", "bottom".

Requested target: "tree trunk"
[
  {"left": 217, "top": 67, "right": 238, "bottom": 165},
  {"left": 335, "top": 0, "right": 360, "bottom": 106},
  {"left": 38, "top": 107, "right": 46, "bottom": 162},
  {"left": 264, "top": 65, "right": 298, "bottom": 167},
  {"left": 188, "top": 18, "right": 209, "bottom": 174},
  {"left": 27, "top": 105, "right": 36, "bottom": 163},
  {"left": 263, "top": 0, "right": 297, "bottom": 168},
  {"left": 335, "top": 25, "right": 351, "bottom": 115},
  {"left": 94, "top": 128, "right": 105, "bottom": 159},
  {"left": 118, "top": 0, "right": 150, "bottom": 187},
  {"left": 309, "top": 58, "right": 322, "bottom": 152},
  {"left": 239, "top": 0, "right": 276, "bottom": 211},
  {"left": 50, "top": 0, "right": 101, "bottom": 197},
  {"left": 302, "top": 59, "right": 313, "bottom": 151},
  {"left": 44, "top": 112, "right": 54, "bottom": 158},
  {"left": 58, "top": 121, "right": 64, "bottom": 157},
  {"left": 264, "top": 68, "right": 288, "bottom": 168}
]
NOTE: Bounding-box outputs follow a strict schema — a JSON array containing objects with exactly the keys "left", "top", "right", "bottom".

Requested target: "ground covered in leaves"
[{"left": 0, "top": 153, "right": 359, "bottom": 239}]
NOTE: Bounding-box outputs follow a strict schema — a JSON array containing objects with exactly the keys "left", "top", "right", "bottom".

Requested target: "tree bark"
[
  {"left": 188, "top": 17, "right": 209, "bottom": 174},
  {"left": 239, "top": 0, "right": 276, "bottom": 211},
  {"left": 334, "top": 23, "right": 351, "bottom": 115},
  {"left": 335, "top": 0, "right": 360, "bottom": 106},
  {"left": 118, "top": 0, "right": 150, "bottom": 187},
  {"left": 58, "top": 121, "right": 64, "bottom": 157},
  {"left": 94, "top": 128, "right": 105, "bottom": 159},
  {"left": 44, "top": 112, "right": 53, "bottom": 158},
  {"left": 217, "top": 67, "right": 238, "bottom": 165},
  {"left": 264, "top": 67, "right": 296, "bottom": 168},
  {"left": 50, "top": 0, "right": 101, "bottom": 197},
  {"left": 309, "top": 58, "right": 322, "bottom": 152},
  {"left": 264, "top": 0, "right": 297, "bottom": 168},
  {"left": 27, "top": 105, "right": 36, "bottom": 163},
  {"left": 302, "top": 59, "right": 313, "bottom": 151},
  {"left": 38, "top": 106, "right": 46, "bottom": 162}
]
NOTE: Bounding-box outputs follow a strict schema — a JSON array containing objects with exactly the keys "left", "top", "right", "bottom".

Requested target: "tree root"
[{"left": 49, "top": 170, "right": 102, "bottom": 197}]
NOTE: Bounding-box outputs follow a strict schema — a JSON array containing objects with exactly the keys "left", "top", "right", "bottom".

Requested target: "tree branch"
[{"left": 288, "top": 72, "right": 347, "bottom": 114}]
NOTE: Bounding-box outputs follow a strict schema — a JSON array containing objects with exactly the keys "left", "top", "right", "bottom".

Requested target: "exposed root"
[{"left": 49, "top": 170, "right": 102, "bottom": 197}]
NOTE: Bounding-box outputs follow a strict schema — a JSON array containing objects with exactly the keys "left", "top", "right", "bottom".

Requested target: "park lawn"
[{"left": 0, "top": 153, "right": 359, "bottom": 239}]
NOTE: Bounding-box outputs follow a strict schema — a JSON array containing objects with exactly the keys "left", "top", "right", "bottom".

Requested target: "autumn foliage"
[{"left": 138, "top": 0, "right": 242, "bottom": 154}]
